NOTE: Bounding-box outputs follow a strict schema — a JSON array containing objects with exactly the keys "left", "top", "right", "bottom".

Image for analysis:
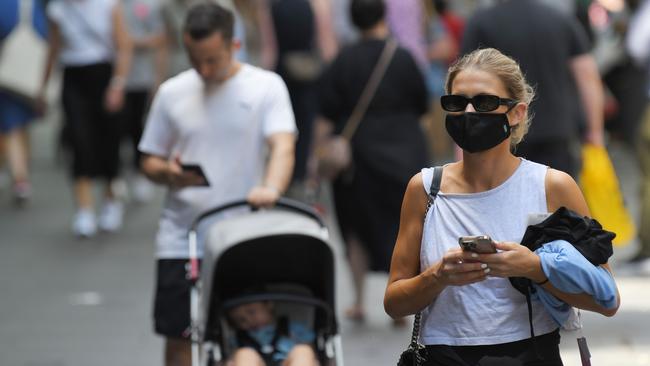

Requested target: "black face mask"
[{"left": 445, "top": 112, "right": 512, "bottom": 153}]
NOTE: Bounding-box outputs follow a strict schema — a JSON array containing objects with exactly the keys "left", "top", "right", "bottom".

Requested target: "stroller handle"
[{"left": 189, "top": 197, "right": 326, "bottom": 231}]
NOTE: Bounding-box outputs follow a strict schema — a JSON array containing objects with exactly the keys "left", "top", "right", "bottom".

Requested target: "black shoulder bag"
[{"left": 397, "top": 166, "right": 443, "bottom": 366}]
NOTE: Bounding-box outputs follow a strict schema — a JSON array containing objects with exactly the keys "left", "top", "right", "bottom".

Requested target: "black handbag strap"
[
  {"left": 407, "top": 166, "right": 444, "bottom": 364},
  {"left": 340, "top": 39, "right": 398, "bottom": 140}
]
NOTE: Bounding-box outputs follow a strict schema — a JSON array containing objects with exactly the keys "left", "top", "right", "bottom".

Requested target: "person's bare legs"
[
  {"left": 6, "top": 128, "right": 29, "bottom": 183},
  {"left": 347, "top": 235, "right": 405, "bottom": 326},
  {"left": 5, "top": 128, "right": 31, "bottom": 203},
  {"left": 346, "top": 235, "right": 367, "bottom": 322},
  {"left": 283, "top": 344, "right": 319, "bottom": 366},
  {"left": 165, "top": 338, "right": 192, "bottom": 366},
  {"left": 74, "top": 177, "right": 94, "bottom": 209},
  {"left": 227, "top": 347, "right": 265, "bottom": 366}
]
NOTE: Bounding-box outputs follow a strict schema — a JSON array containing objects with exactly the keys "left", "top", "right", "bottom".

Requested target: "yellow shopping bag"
[{"left": 579, "top": 144, "right": 636, "bottom": 246}]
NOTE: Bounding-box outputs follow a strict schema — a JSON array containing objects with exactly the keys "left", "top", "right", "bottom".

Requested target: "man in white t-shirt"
[{"left": 138, "top": 3, "right": 296, "bottom": 365}]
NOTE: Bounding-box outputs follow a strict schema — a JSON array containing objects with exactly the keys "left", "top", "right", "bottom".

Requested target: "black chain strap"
[
  {"left": 403, "top": 194, "right": 432, "bottom": 365},
  {"left": 405, "top": 313, "right": 426, "bottom": 365},
  {"left": 405, "top": 166, "right": 442, "bottom": 366}
]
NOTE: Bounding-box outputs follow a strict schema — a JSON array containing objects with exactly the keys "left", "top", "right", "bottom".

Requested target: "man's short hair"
[{"left": 183, "top": 2, "right": 234, "bottom": 41}]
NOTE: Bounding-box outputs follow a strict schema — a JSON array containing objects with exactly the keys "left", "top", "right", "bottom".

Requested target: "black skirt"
[{"left": 61, "top": 62, "right": 121, "bottom": 179}]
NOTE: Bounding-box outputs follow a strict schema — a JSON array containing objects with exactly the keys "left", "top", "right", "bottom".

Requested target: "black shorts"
[{"left": 153, "top": 259, "right": 200, "bottom": 339}]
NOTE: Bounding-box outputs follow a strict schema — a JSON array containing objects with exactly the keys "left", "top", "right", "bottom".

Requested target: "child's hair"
[{"left": 445, "top": 48, "right": 536, "bottom": 148}]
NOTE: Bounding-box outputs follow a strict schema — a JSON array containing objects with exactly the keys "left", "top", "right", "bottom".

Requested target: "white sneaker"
[
  {"left": 98, "top": 200, "right": 124, "bottom": 232},
  {"left": 132, "top": 175, "right": 154, "bottom": 203},
  {"left": 72, "top": 209, "right": 97, "bottom": 238}
]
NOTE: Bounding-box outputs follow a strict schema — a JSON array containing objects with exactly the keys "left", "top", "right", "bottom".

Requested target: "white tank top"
[{"left": 419, "top": 159, "right": 558, "bottom": 346}]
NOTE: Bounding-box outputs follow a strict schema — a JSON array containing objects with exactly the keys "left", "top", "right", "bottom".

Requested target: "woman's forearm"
[
  {"left": 538, "top": 263, "right": 620, "bottom": 317},
  {"left": 384, "top": 264, "right": 447, "bottom": 318},
  {"left": 541, "top": 283, "right": 618, "bottom": 316}
]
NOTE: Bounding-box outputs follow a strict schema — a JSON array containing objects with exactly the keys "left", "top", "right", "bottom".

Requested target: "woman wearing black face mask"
[{"left": 384, "top": 48, "right": 620, "bottom": 365}]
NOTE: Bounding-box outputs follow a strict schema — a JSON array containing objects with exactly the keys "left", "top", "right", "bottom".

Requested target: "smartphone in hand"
[
  {"left": 180, "top": 164, "right": 210, "bottom": 186},
  {"left": 458, "top": 235, "right": 497, "bottom": 254}
]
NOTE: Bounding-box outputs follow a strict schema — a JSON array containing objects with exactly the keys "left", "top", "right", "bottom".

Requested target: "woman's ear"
[{"left": 510, "top": 102, "right": 528, "bottom": 126}]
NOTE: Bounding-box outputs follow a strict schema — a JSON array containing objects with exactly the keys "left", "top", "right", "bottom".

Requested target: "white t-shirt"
[
  {"left": 138, "top": 64, "right": 297, "bottom": 258},
  {"left": 47, "top": 0, "right": 116, "bottom": 66}
]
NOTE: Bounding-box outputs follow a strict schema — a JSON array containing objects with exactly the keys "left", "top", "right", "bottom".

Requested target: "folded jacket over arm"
[{"left": 532, "top": 240, "right": 618, "bottom": 326}]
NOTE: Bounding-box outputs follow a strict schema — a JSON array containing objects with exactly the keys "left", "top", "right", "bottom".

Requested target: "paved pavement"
[{"left": 1, "top": 108, "right": 649, "bottom": 366}]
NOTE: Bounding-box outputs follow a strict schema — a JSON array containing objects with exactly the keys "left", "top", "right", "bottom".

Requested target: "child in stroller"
[
  {"left": 226, "top": 300, "right": 320, "bottom": 366},
  {"left": 193, "top": 199, "right": 343, "bottom": 365}
]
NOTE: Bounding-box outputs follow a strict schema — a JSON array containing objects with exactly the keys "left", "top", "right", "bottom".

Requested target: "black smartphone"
[
  {"left": 458, "top": 235, "right": 497, "bottom": 254},
  {"left": 181, "top": 164, "right": 210, "bottom": 186}
]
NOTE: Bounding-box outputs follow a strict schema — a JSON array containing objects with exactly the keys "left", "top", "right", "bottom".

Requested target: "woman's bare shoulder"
[{"left": 545, "top": 168, "right": 590, "bottom": 215}]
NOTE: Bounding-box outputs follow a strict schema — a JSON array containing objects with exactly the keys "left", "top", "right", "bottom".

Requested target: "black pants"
[
  {"left": 61, "top": 63, "right": 121, "bottom": 179},
  {"left": 423, "top": 329, "right": 563, "bottom": 366},
  {"left": 121, "top": 89, "right": 150, "bottom": 170},
  {"left": 285, "top": 79, "right": 318, "bottom": 183}
]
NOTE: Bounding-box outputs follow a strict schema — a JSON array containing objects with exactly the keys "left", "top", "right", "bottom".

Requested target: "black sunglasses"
[{"left": 440, "top": 94, "right": 518, "bottom": 112}]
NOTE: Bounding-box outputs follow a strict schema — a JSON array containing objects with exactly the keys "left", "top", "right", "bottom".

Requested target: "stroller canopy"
[{"left": 199, "top": 205, "right": 336, "bottom": 342}]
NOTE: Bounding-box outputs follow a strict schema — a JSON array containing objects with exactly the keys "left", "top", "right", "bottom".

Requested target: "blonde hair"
[{"left": 445, "top": 48, "right": 535, "bottom": 148}]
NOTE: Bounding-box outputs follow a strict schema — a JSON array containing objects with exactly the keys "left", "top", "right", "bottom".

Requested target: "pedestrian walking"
[
  {"left": 384, "top": 48, "right": 620, "bottom": 365},
  {"left": 270, "top": 0, "right": 338, "bottom": 195},
  {"left": 120, "top": 0, "right": 168, "bottom": 203},
  {"left": 314, "top": 0, "right": 428, "bottom": 326},
  {"left": 138, "top": 3, "right": 296, "bottom": 365},
  {"left": 39, "top": 0, "right": 133, "bottom": 237},
  {"left": 0, "top": 0, "right": 48, "bottom": 205}
]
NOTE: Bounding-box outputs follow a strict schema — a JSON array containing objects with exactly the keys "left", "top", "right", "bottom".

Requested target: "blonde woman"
[{"left": 384, "top": 48, "right": 620, "bottom": 364}]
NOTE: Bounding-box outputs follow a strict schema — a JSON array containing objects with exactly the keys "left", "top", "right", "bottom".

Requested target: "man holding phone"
[{"left": 138, "top": 3, "right": 296, "bottom": 365}]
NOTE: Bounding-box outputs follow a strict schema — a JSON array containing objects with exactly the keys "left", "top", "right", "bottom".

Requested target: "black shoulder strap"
[
  {"left": 407, "top": 166, "right": 444, "bottom": 366},
  {"left": 426, "top": 166, "right": 443, "bottom": 215},
  {"left": 430, "top": 166, "right": 443, "bottom": 199}
]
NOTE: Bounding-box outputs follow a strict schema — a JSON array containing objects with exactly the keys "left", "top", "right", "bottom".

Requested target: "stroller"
[{"left": 187, "top": 198, "right": 344, "bottom": 366}]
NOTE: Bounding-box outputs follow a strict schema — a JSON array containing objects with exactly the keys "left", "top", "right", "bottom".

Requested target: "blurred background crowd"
[
  {"left": 3, "top": 0, "right": 650, "bottom": 364},
  {"left": 2, "top": 0, "right": 648, "bottom": 257}
]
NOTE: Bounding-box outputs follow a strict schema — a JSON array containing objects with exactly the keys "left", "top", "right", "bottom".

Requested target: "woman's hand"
[
  {"left": 477, "top": 242, "right": 547, "bottom": 283},
  {"left": 433, "top": 248, "right": 491, "bottom": 286}
]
